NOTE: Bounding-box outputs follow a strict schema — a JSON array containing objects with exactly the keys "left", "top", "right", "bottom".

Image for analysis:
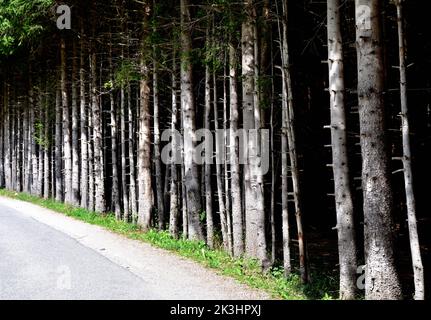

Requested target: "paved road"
[{"left": 0, "top": 197, "right": 270, "bottom": 300}]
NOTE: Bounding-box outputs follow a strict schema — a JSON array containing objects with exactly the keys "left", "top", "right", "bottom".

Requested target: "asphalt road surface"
[{"left": 0, "top": 196, "right": 269, "bottom": 300}]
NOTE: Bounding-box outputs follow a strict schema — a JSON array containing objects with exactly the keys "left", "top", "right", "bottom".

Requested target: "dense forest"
[{"left": 0, "top": 0, "right": 430, "bottom": 300}]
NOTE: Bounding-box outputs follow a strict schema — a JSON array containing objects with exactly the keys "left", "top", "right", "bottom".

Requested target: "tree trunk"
[
  {"left": 80, "top": 30, "right": 89, "bottom": 210},
  {"left": 109, "top": 41, "right": 121, "bottom": 219},
  {"left": 223, "top": 61, "right": 233, "bottom": 255},
  {"left": 43, "top": 78, "right": 50, "bottom": 199},
  {"left": 88, "top": 64, "right": 95, "bottom": 212},
  {"left": 280, "top": 0, "right": 308, "bottom": 282},
  {"left": 0, "top": 83, "right": 5, "bottom": 189},
  {"left": 61, "top": 37, "right": 72, "bottom": 204},
  {"left": 5, "top": 83, "right": 11, "bottom": 190},
  {"left": 355, "top": 0, "right": 402, "bottom": 300},
  {"left": 90, "top": 51, "right": 105, "bottom": 213},
  {"left": 242, "top": 0, "right": 268, "bottom": 267},
  {"left": 153, "top": 59, "right": 165, "bottom": 229},
  {"left": 229, "top": 40, "right": 244, "bottom": 257},
  {"left": 55, "top": 85, "right": 63, "bottom": 202},
  {"left": 180, "top": 0, "right": 204, "bottom": 241},
  {"left": 120, "top": 85, "right": 129, "bottom": 220},
  {"left": 204, "top": 38, "right": 214, "bottom": 248},
  {"left": 23, "top": 90, "right": 30, "bottom": 193},
  {"left": 137, "top": 1, "right": 154, "bottom": 230},
  {"left": 395, "top": 0, "right": 424, "bottom": 300},
  {"left": 169, "top": 50, "right": 180, "bottom": 238},
  {"left": 37, "top": 90, "right": 43, "bottom": 197},
  {"left": 128, "top": 84, "right": 138, "bottom": 223},
  {"left": 214, "top": 71, "right": 229, "bottom": 251},
  {"left": 71, "top": 40, "right": 80, "bottom": 206},
  {"left": 327, "top": 0, "right": 358, "bottom": 300}
]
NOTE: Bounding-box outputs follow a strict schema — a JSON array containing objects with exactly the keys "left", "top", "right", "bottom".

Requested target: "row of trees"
[{"left": 0, "top": 0, "right": 427, "bottom": 299}]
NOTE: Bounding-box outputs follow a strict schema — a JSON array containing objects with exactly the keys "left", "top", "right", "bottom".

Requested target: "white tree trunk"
[
  {"left": 80, "top": 32, "right": 89, "bottom": 210},
  {"left": 229, "top": 40, "right": 244, "bottom": 257},
  {"left": 169, "top": 51, "right": 180, "bottom": 238},
  {"left": 355, "top": 0, "right": 402, "bottom": 300},
  {"left": 180, "top": 0, "right": 204, "bottom": 241},
  {"left": 137, "top": 4, "right": 154, "bottom": 230},
  {"left": 153, "top": 60, "right": 165, "bottom": 229},
  {"left": 55, "top": 86, "right": 63, "bottom": 202},
  {"left": 204, "top": 43, "right": 214, "bottom": 248},
  {"left": 242, "top": 0, "right": 268, "bottom": 266},
  {"left": 327, "top": 0, "right": 357, "bottom": 299},
  {"left": 90, "top": 52, "right": 105, "bottom": 213},
  {"left": 61, "top": 38, "right": 72, "bottom": 204},
  {"left": 395, "top": 0, "right": 424, "bottom": 300}
]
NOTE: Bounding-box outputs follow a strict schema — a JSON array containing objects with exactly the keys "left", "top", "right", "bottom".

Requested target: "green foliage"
[
  {"left": 104, "top": 80, "right": 113, "bottom": 90},
  {"left": 114, "top": 60, "right": 140, "bottom": 87},
  {"left": 0, "top": 0, "right": 54, "bottom": 56},
  {"left": 199, "top": 210, "right": 206, "bottom": 223},
  {"left": 203, "top": 39, "right": 225, "bottom": 73},
  {"left": 33, "top": 121, "right": 48, "bottom": 148}
]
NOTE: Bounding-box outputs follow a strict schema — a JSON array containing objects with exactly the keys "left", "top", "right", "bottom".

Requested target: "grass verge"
[{"left": 0, "top": 189, "right": 337, "bottom": 300}]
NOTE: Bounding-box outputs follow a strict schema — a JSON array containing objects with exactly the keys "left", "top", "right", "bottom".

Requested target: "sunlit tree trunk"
[
  {"left": 55, "top": 85, "right": 63, "bottom": 202},
  {"left": 128, "top": 84, "right": 138, "bottom": 223},
  {"left": 43, "top": 78, "right": 50, "bottom": 199},
  {"left": 137, "top": 0, "right": 154, "bottom": 230},
  {"left": 242, "top": 0, "right": 268, "bottom": 266},
  {"left": 109, "top": 40, "right": 120, "bottom": 219},
  {"left": 169, "top": 50, "right": 180, "bottom": 238},
  {"left": 153, "top": 58, "right": 165, "bottom": 229},
  {"left": 61, "top": 37, "right": 72, "bottom": 204},
  {"left": 180, "top": 0, "right": 204, "bottom": 241},
  {"left": 229, "top": 39, "right": 244, "bottom": 257},
  {"left": 355, "top": 0, "right": 402, "bottom": 300},
  {"left": 327, "top": 0, "right": 357, "bottom": 300},
  {"left": 79, "top": 29, "right": 89, "bottom": 210},
  {"left": 204, "top": 32, "right": 214, "bottom": 248},
  {"left": 394, "top": 0, "right": 424, "bottom": 300}
]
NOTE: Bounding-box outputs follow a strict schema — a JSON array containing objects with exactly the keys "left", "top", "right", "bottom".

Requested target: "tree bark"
[
  {"left": 80, "top": 30, "right": 89, "bottom": 210},
  {"left": 61, "top": 37, "right": 72, "bottom": 204},
  {"left": 180, "top": 0, "right": 205, "bottom": 241},
  {"left": 109, "top": 40, "right": 121, "bottom": 219},
  {"left": 128, "top": 84, "right": 138, "bottom": 223},
  {"left": 71, "top": 40, "right": 80, "bottom": 206},
  {"left": 280, "top": 0, "right": 308, "bottom": 282},
  {"left": 395, "top": 0, "right": 424, "bottom": 300},
  {"left": 169, "top": 50, "right": 180, "bottom": 238},
  {"left": 242, "top": 0, "right": 268, "bottom": 267},
  {"left": 204, "top": 34, "right": 214, "bottom": 248},
  {"left": 229, "top": 40, "right": 244, "bottom": 257},
  {"left": 137, "top": 0, "right": 154, "bottom": 230},
  {"left": 55, "top": 85, "right": 63, "bottom": 202},
  {"left": 153, "top": 58, "right": 165, "bottom": 229},
  {"left": 355, "top": 0, "right": 402, "bottom": 300},
  {"left": 327, "top": 0, "right": 358, "bottom": 300},
  {"left": 90, "top": 51, "right": 106, "bottom": 213},
  {"left": 43, "top": 78, "right": 50, "bottom": 199}
]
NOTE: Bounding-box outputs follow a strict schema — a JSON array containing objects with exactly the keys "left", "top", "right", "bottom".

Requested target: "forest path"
[{"left": 0, "top": 196, "right": 270, "bottom": 300}]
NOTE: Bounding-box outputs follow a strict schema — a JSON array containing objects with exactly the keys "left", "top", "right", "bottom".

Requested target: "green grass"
[{"left": 0, "top": 189, "right": 337, "bottom": 300}]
